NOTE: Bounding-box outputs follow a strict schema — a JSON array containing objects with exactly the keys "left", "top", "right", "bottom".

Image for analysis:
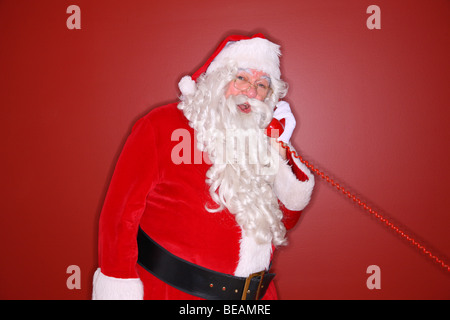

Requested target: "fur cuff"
[
  {"left": 274, "top": 149, "right": 314, "bottom": 211},
  {"left": 234, "top": 230, "right": 272, "bottom": 277},
  {"left": 92, "top": 268, "right": 144, "bottom": 300}
]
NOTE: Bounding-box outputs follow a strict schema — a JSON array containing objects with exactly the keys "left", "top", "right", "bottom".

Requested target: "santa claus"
[{"left": 92, "top": 34, "right": 314, "bottom": 300}]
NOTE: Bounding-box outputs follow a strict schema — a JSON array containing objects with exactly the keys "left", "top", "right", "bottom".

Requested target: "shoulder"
[
  {"left": 133, "top": 102, "right": 188, "bottom": 130},
  {"left": 138, "top": 102, "right": 189, "bottom": 128},
  {"left": 144, "top": 102, "right": 183, "bottom": 122},
  {"left": 131, "top": 102, "right": 191, "bottom": 141}
]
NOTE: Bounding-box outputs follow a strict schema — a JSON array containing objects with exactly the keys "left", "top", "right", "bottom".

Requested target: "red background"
[{"left": 1, "top": 0, "right": 449, "bottom": 299}]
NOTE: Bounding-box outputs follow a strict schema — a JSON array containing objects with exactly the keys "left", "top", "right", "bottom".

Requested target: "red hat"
[{"left": 178, "top": 33, "right": 282, "bottom": 97}]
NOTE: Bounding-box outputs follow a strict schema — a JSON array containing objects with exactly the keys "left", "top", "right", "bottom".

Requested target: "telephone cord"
[{"left": 279, "top": 141, "right": 450, "bottom": 273}]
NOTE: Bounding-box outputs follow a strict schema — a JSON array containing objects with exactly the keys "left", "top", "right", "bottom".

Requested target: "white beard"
[{"left": 178, "top": 71, "right": 287, "bottom": 249}]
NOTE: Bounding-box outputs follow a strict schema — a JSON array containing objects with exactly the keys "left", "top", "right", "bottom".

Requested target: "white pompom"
[{"left": 178, "top": 75, "right": 197, "bottom": 97}]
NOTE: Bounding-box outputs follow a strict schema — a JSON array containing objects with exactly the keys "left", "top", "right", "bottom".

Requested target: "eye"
[
  {"left": 257, "top": 82, "right": 268, "bottom": 90},
  {"left": 236, "top": 75, "right": 248, "bottom": 82}
]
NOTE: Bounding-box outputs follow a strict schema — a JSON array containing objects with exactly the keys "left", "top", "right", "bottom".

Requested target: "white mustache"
[{"left": 227, "top": 95, "right": 273, "bottom": 128}]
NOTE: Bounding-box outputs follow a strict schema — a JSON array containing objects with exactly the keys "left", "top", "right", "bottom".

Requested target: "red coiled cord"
[{"left": 279, "top": 142, "right": 450, "bottom": 273}]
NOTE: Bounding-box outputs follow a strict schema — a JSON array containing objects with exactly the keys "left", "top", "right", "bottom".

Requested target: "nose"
[{"left": 245, "top": 86, "right": 257, "bottom": 98}]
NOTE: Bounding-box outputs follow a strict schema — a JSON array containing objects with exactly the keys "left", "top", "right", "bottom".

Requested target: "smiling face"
[{"left": 225, "top": 69, "right": 271, "bottom": 114}]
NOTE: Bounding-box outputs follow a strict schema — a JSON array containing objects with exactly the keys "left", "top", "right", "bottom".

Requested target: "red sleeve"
[
  {"left": 98, "top": 116, "right": 159, "bottom": 279},
  {"left": 279, "top": 201, "right": 303, "bottom": 231},
  {"left": 286, "top": 148, "right": 309, "bottom": 182}
]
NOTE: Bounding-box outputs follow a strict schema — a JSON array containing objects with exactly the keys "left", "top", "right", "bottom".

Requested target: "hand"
[{"left": 273, "top": 101, "right": 296, "bottom": 144}]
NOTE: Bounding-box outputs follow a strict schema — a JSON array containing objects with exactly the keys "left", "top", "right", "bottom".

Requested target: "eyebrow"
[
  {"left": 260, "top": 75, "right": 271, "bottom": 84},
  {"left": 237, "top": 68, "right": 271, "bottom": 85},
  {"left": 238, "top": 68, "right": 253, "bottom": 75}
]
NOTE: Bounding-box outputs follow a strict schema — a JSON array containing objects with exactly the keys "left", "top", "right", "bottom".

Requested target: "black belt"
[{"left": 137, "top": 226, "right": 275, "bottom": 300}]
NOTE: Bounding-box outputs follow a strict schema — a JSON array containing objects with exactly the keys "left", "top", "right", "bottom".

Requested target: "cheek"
[
  {"left": 255, "top": 94, "right": 265, "bottom": 102},
  {"left": 225, "top": 81, "right": 240, "bottom": 98}
]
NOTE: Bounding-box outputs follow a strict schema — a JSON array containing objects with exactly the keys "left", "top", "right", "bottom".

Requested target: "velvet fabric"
[{"left": 97, "top": 103, "right": 309, "bottom": 300}]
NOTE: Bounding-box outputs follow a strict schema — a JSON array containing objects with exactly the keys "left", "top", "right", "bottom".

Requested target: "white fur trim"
[
  {"left": 207, "top": 38, "right": 281, "bottom": 80},
  {"left": 92, "top": 268, "right": 144, "bottom": 300},
  {"left": 178, "top": 75, "right": 197, "bottom": 97},
  {"left": 234, "top": 231, "right": 272, "bottom": 277},
  {"left": 274, "top": 146, "right": 315, "bottom": 211},
  {"left": 273, "top": 101, "right": 296, "bottom": 144}
]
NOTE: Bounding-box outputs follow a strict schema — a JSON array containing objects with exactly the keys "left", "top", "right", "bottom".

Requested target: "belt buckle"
[{"left": 241, "top": 270, "right": 265, "bottom": 300}]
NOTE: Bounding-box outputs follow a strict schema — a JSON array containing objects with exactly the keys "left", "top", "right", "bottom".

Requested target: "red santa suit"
[{"left": 92, "top": 34, "right": 314, "bottom": 300}]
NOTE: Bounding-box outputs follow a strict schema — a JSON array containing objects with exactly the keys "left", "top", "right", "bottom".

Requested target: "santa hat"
[{"left": 178, "top": 34, "right": 281, "bottom": 97}]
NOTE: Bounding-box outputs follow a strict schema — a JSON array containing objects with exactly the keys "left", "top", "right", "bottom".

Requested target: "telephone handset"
[{"left": 265, "top": 118, "right": 285, "bottom": 138}]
